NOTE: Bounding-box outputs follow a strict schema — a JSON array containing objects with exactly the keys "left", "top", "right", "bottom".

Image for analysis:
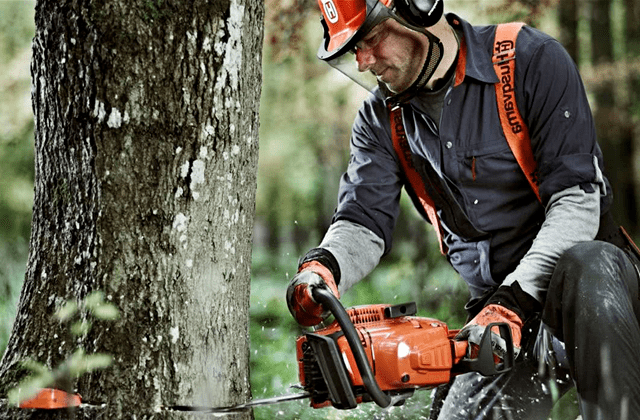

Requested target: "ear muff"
[{"left": 394, "top": 0, "right": 444, "bottom": 28}]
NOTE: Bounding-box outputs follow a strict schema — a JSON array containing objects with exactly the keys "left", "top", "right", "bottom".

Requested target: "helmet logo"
[{"left": 321, "top": 0, "right": 339, "bottom": 24}]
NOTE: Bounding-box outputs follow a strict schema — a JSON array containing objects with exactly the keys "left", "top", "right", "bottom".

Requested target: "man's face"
[{"left": 354, "top": 19, "right": 430, "bottom": 93}]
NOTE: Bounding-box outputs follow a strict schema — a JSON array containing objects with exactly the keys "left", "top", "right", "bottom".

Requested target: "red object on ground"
[{"left": 19, "top": 388, "right": 82, "bottom": 409}]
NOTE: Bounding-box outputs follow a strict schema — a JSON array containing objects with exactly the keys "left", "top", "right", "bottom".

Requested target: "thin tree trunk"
[
  {"left": 558, "top": 0, "right": 579, "bottom": 62},
  {"left": 590, "top": 0, "right": 637, "bottom": 231},
  {"left": 625, "top": 0, "right": 640, "bottom": 232},
  {"left": 0, "top": 0, "right": 263, "bottom": 418}
]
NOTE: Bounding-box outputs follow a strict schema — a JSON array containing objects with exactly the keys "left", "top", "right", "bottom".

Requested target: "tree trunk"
[
  {"left": 0, "top": 0, "right": 263, "bottom": 418},
  {"left": 625, "top": 0, "right": 640, "bottom": 233},
  {"left": 558, "top": 0, "right": 579, "bottom": 62},
  {"left": 590, "top": 0, "right": 637, "bottom": 231}
]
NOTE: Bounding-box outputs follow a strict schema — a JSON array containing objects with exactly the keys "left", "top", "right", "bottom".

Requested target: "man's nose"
[{"left": 356, "top": 48, "right": 375, "bottom": 72}]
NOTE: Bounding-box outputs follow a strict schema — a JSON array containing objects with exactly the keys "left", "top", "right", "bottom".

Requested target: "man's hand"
[
  {"left": 456, "top": 304, "right": 523, "bottom": 360},
  {"left": 286, "top": 261, "right": 340, "bottom": 327}
]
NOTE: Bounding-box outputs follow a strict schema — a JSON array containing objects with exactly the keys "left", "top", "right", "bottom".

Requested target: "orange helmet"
[
  {"left": 316, "top": 0, "right": 445, "bottom": 102},
  {"left": 317, "top": 0, "right": 393, "bottom": 61},
  {"left": 316, "top": 0, "right": 444, "bottom": 61}
]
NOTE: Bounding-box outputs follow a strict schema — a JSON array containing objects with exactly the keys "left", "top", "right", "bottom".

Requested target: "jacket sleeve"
[
  {"left": 332, "top": 97, "right": 404, "bottom": 255},
  {"left": 318, "top": 220, "right": 385, "bottom": 296},
  {"left": 516, "top": 26, "right": 609, "bottom": 207},
  {"left": 501, "top": 182, "right": 601, "bottom": 306}
]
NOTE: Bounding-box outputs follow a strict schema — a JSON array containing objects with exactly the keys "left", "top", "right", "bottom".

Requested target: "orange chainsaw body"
[{"left": 296, "top": 302, "right": 468, "bottom": 409}]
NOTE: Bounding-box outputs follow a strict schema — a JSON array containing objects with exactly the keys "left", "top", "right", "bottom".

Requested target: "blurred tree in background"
[
  {"left": 0, "top": 0, "right": 35, "bottom": 355},
  {"left": 2, "top": 0, "right": 640, "bottom": 418}
]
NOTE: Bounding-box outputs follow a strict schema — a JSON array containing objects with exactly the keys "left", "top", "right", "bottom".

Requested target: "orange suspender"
[
  {"left": 492, "top": 22, "right": 541, "bottom": 202},
  {"left": 390, "top": 105, "right": 447, "bottom": 254},
  {"left": 390, "top": 22, "right": 539, "bottom": 254}
]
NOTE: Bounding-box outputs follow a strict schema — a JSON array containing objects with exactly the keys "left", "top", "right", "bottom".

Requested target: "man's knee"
[
  {"left": 543, "top": 241, "right": 632, "bottom": 341},
  {"left": 550, "top": 241, "right": 627, "bottom": 294}
]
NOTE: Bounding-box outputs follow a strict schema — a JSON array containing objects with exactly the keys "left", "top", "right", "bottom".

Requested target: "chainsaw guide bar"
[
  {"left": 18, "top": 289, "right": 513, "bottom": 414},
  {"left": 165, "top": 391, "right": 312, "bottom": 413}
]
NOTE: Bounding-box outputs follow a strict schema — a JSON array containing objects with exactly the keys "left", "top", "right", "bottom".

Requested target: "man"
[{"left": 286, "top": 0, "right": 640, "bottom": 418}]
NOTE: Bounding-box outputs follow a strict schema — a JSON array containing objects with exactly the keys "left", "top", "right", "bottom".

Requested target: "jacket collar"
[{"left": 447, "top": 13, "right": 499, "bottom": 86}]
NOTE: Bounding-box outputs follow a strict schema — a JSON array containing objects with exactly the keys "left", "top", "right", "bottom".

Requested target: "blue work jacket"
[{"left": 332, "top": 14, "right": 611, "bottom": 297}]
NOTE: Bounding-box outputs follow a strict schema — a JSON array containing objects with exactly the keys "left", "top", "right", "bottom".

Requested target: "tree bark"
[{"left": 0, "top": 0, "right": 263, "bottom": 418}]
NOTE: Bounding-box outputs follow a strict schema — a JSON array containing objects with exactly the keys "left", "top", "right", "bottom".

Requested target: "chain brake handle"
[
  {"left": 456, "top": 322, "right": 515, "bottom": 376},
  {"left": 311, "top": 287, "right": 394, "bottom": 408}
]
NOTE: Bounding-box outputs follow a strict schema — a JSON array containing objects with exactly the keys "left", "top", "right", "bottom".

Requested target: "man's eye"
[
  {"left": 357, "top": 32, "right": 380, "bottom": 51},
  {"left": 366, "top": 32, "right": 380, "bottom": 45}
]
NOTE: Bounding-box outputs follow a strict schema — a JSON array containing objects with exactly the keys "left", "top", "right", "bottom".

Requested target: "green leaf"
[
  {"left": 70, "top": 320, "right": 91, "bottom": 336},
  {"left": 7, "top": 372, "right": 54, "bottom": 406},
  {"left": 81, "top": 353, "right": 113, "bottom": 371},
  {"left": 90, "top": 302, "right": 120, "bottom": 320},
  {"left": 20, "top": 359, "right": 49, "bottom": 375},
  {"left": 82, "top": 291, "right": 105, "bottom": 310},
  {"left": 68, "top": 352, "right": 112, "bottom": 377},
  {"left": 56, "top": 300, "right": 78, "bottom": 322}
]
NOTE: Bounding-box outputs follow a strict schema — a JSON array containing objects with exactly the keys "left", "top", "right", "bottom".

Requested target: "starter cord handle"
[{"left": 311, "top": 287, "right": 392, "bottom": 408}]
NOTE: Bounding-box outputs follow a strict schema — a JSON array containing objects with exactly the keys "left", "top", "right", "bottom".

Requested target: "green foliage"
[
  {"left": 7, "top": 292, "right": 119, "bottom": 406},
  {"left": 142, "top": 0, "right": 168, "bottom": 23},
  {"left": 0, "top": 240, "right": 27, "bottom": 358},
  {"left": 0, "top": 1, "right": 35, "bottom": 59}
]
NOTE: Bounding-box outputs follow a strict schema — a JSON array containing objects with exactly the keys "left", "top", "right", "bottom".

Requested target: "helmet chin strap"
[{"left": 385, "top": 31, "right": 444, "bottom": 105}]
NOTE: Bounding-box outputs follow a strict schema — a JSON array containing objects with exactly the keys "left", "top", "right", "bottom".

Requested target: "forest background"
[{"left": 1, "top": 0, "right": 639, "bottom": 418}]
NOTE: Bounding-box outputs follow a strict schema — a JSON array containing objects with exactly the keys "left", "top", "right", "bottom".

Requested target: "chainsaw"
[
  {"left": 168, "top": 287, "right": 514, "bottom": 413},
  {"left": 19, "top": 287, "right": 513, "bottom": 413},
  {"left": 295, "top": 287, "right": 514, "bottom": 410}
]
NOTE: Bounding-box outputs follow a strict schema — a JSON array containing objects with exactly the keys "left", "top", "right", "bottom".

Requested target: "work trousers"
[{"left": 433, "top": 241, "right": 640, "bottom": 420}]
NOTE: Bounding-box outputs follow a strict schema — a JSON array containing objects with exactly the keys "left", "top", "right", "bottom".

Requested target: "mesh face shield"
[{"left": 316, "top": 0, "right": 444, "bottom": 101}]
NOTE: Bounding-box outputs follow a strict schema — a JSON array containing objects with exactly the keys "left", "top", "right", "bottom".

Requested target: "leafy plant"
[{"left": 7, "top": 291, "right": 119, "bottom": 406}]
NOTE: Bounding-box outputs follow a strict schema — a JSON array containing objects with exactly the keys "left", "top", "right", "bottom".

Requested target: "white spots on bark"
[
  {"left": 170, "top": 326, "right": 179, "bottom": 344},
  {"left": 186, "top": 31, "right": 197, "bottom": 45},
  {"left": 202, "top": 124, "right": 215, "bottom": 139},
  {"left": 177, "top": 158, "right": 207, "bottom": 201},
  {"left": 173, "top": 213, "right": 189, "bottom": 233},
  {"left": 182, "top": 86, "right": 191, "bottom": 106},
  {"left": 224, "top": 240, "right": 235, "bottom": 256},
  {"left": 226, "top": 1, "right": 244, "bottom": 89},
  {"left": 180, "top": 161, "right": 190, "bottom": 178},
  {"left": 92, "top": 100, "right": 129, "bottom": 128},
  {"left": 107, "top": 107, "right": 129, "bottom": 128},
  {"left": 190, "top": 160, "right": 205, "bottom": 192},
  {"left": 212, "top": 0, "right": 245, "bottom": 109},
  {"left": 202, "top": 36, "right": 212, "bottom": 53},
  {"left": 93, "top": 101, "right": 106, "bottom": 122},
  {"left": 214, "top": 28, "right": 226, "bottom": 57},
  {"left": 173, "top": 213, "right": 189, "bottom": 247}
]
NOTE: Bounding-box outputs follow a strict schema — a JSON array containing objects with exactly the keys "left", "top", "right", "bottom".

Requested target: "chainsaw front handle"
[
  {"left": 311, "top": 287, "right": 393, "bottom": 409},
  {"left": 455, "top": 322, "right": 515, "bottom": 376}
]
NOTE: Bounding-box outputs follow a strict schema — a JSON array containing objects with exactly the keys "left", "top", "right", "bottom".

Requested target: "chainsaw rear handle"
[{"left": 311, "top": 287, "right": 393, "bottom": 409}]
